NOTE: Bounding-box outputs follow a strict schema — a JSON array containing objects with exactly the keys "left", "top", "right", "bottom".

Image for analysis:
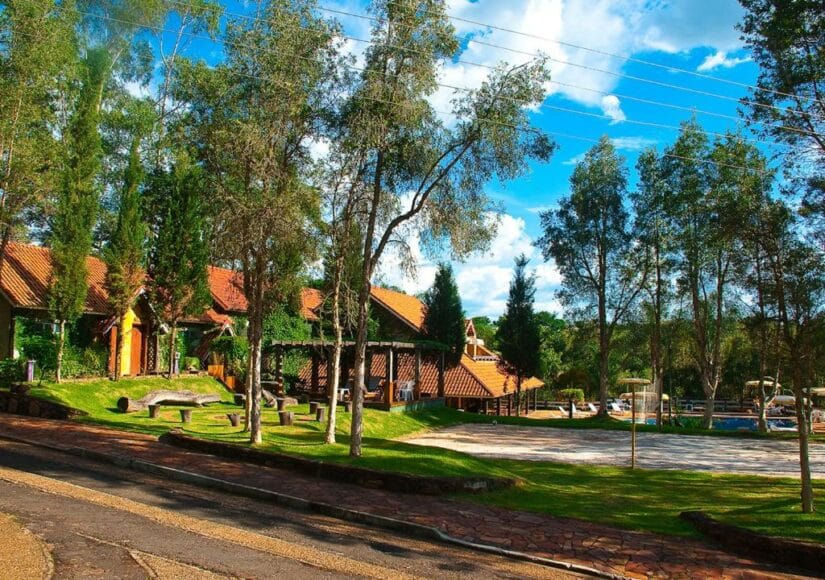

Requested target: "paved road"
[
  {"left": 0, "top": 439, "right": 577, "bottom": 579},
  {"left": 405, "top": 424, "right": 825, "bottom": 478}
]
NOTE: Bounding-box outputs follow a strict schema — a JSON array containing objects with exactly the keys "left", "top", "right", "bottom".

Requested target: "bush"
[
  {"left": 18, "top": 335, "right": 57, "bottom": 379},
  {"left": 61, "top": 344, "right": 108, "bottom": 379},
  {"left": 0, "top": 359, "right": 25, "bottom": 388},
  {"left": 556, "top": 387, "right": 585, "bottom": 402},
  {"left": 184, "top": 356, "right": 200, "bottom": 371},
  {"left": 212, "top": 335, "right": 248, "bottom": 375}
]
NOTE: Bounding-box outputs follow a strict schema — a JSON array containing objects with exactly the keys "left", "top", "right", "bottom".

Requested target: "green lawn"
[{"left": 21, "top": 376, "right": 825, "bottom": 543}]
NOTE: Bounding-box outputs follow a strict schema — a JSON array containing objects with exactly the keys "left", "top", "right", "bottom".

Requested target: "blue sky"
[{"left": 151, "top": 0, "right": 771, "bottom": 318}]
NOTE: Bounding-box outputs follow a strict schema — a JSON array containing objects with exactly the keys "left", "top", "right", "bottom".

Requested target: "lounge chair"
[
  {"left": 587, "top": 403, "right": 598, "bottom": 414},
  {"left": 608, "top": 402, "right": 624, "bottom": 414}
]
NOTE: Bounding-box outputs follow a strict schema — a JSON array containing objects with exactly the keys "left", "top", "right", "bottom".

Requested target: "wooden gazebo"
[{"left": 265, "top": 340, "right": 446, "bottom": 410}]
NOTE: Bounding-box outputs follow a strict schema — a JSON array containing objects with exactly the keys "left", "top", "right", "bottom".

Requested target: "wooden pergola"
[{"left": 264, "top": 340, "right": 446, "bottom": 408}]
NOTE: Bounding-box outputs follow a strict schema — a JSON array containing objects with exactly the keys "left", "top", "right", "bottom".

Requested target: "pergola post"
[
  {"left": 524, "top": 389, "right": 529, "bottom": 415},
  {"left": 384, "top": 347, "right": 394, "bottom": 406},
  {"left": 414, "top": 348, "right": 422, "bottom": 400},
  {"left": 482, "top": 399, "right": 489, "bottom": 415},
  {"left": 365, "top": 350, "right": 372, "bottom": 393},
  {"left": 496, "top": 397, "right": 502, "bottom": 416},
  {"left": 274, "top": 347, "right": 284, "bottom": 396},
  {"left": 437, "top": 351, "right": 445, "bottom": 398},
  {"left": 310, "top": 351, "right": 319, "bottom": 394},
  {"left": 325, "top": 347, "right": 334, "bottom": 400},
  {"left": 508, "top": 394, "right": 513, "bottom": 416}
]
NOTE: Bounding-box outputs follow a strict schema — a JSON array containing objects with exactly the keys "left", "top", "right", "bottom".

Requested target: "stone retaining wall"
[
  {"left": 163, "top": 429, "right": 516, "bottom": 495},
  {"left": 680, "top": 511, "right": 825, "bottom": 574},
  {"left": 0, "top": 385, "right": 87, "bottom": 420}
]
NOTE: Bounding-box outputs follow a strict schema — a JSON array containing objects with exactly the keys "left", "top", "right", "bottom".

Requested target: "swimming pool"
[{"left": 631, "top": 417, "right": 797, "bottom": 431}]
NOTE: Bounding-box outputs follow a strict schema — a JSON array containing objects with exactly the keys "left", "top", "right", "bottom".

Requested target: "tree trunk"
[
  {"left": 243, "top": 356, "right": 252, "bottom": 432},
  {"left": 248, "top": 295, "right": 264, "bottom": 445},
  {"left": 325, "top": 254, "right": 344, "bottom": 444},
  {"left": 56, "top": 319, "right": 66, "bottom": 383},
  {"left": 113, "top": 311, "right": 126, "bottom": 381},
  {"left": 249, "top": 330, "right": 263, "bottom": 445},
  {"left": 597, "top": 334, "right": 609, "bottom": 417},
  {"left": 168, "top": 323, "right": 177, "bottom": 378},
  {"left": 701, "top": 374, "right": 716, "bottom": 429},
  {"left": 349, "top": 298, "right": 369, "bottom": 457},
  {"left": 793, "top": 370, "right": 815, "bottom": 513}
]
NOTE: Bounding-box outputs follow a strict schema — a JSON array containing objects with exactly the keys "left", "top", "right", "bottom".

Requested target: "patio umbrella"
[
  {"left": 617, "top": 377, "right": 651, "bottom": 385},
  {"left": 620, "top": 391, "right": 669, "bottom": 401},
  {"left": 744, "top": 377, "right": 781, "bottom": 391}
]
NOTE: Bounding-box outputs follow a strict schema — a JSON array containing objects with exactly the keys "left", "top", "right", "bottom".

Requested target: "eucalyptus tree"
[
  {"left": 539, "top": 136, "right": 647, "bottom": 415},
  {"left": 175, "top": 0, "right": 334, "bottom": 444},
  {"left": 329, "top": 0, "right": 554, "bottom": 457},
  {"left": 761, "top": 201, "right": 825, "bottom": 513},
  {"left": 663, "top": 121, "right": 769, "bottom": 428},
  {"left": 0, "top": 0, "right": 75, "bottom": 267},
  {"left": 738, "top": 0, "right": 824, "bottom": 243},
  {"left": 632, "top": 148, "right": 673, "bottom": 427},
  {"left": 497, "top": 255, "right": 541, "bottom": 416}
]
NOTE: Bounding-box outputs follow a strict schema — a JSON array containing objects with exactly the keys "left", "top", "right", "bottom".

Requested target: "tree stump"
[
  {"left": 227, "top": 413, "right": 240, "bottom": 427},
  {"left": 148, "top": 404, "right": 161, "bottom": 419},
  {"left": 180, "top": 409, "right": 192, "bottom": 423},
  {"left": 344, "top": 401, "right": 352, "bottom": 413},
  {"left": 276, "top": 398, "right": 287, "bottom": 411},
  {"left": 278, "top": 411, "right": 294, "bottom": 426},
  {"left": 315, "top": 407, "right": 325, "bottom": 422},
  {"left": 309, "top": 401, "right": 320, "bottom": 415}
]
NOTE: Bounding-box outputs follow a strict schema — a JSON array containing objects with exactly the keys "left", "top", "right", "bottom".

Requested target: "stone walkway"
[
  {"left": 405, "top": 424, "right": 825, "bottom": 478},
  {"left": 0, "top": 414, "right": 810, "bottom": 579}
]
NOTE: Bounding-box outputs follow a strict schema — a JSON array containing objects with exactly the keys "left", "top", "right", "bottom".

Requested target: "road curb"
[{"left": 0, "top": 432, "right": 623, "bottom": 579}]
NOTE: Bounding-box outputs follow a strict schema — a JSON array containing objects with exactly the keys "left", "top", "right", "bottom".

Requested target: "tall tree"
[
  {"left": 104, "top": 102, "right": 152, "bottom": 380},
  {"left": 761, "top": 201, "right": 825, "bottom": 513},
  {"left": 422, "top": 264, "right": 466, "bottom": 366},
  {"left": 176, "top": 0, "right": 331, "bottom": 443},
  {"left": 496, "top": 255, "right": 541, "bottom": 416},
  {"left": 0, "top": 0, "right": 75, "bottom": 267},
  {"left": 632, "top": 148, "right": 673, "bottom": 427},
  {"left": 49, "top": 48, "right": 110, "bottom": 383},
  {"left": 738, "top": 0, "right": 824, "bottom": 242},
  {"left": 539, "top": 136, "right": 646, "bottom": 415},
  {"left": 330, "top": 0, "right": 554, "bottom": 457},
  {"left": 146, "top": 155, "right": 211, "bottom": 377}
]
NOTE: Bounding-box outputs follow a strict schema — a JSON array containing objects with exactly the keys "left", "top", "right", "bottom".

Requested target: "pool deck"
[{"left": 405, "top": 423, "right": 825, "bottom": 478}]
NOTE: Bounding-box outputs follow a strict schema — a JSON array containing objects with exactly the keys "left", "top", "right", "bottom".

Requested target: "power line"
[
  {"left": 164, "top": 0, "right": 822, "bottom": 136},
  {"left": 89, "top": 9, "right": 802, "bottom": 149},
  {"left": 376, "top": 0, "right": 825, "bottom": 108},
  {"left": 68, "top": 10, "right": 777, "bottom": 174}
]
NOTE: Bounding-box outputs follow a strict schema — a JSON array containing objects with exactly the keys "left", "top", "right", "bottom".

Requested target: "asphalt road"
[{"left": 0, "top": 439, "right": 581, "bottom": 579}]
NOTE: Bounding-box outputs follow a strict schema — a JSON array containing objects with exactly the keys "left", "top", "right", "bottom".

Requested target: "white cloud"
[
  {"left": 375, "top": 211, "right": 563, "bottom": 318},
  {"left": 600, "top": 95, "right": 625, "bottom": 124},
  {"left": 562, "top": 152, "right": 586, "bottom": 166},
  {"left": 697, "top": 50, "right": 752, "bottom": 72},
  {"left": 611, "top": 136, "right": 658, "bottom": 151}
]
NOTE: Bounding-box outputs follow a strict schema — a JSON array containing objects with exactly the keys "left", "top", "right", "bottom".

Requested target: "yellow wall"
[{"left": 118, "top": 308, "right": 136, "bottom": 376}]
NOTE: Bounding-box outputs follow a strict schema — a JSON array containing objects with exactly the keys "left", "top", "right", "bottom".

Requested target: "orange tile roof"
[
  {"left": 0, "top": 242, "right": 110, "bottom": 313},
  {"left": 207, "top": 266, "right": 247, "bottom": 313},
  {"left": 0, "top": 242, "right": 320, "bottom": 324},
  {"left": 369, "top": 286, "right": 425, "bottom": 331}
]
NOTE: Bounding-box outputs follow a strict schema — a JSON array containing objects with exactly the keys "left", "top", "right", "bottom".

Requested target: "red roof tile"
[
  {"left": 207, "top": 266, "right": 247, "bottom": 313},
  {"left": 0, "top": 242, "right": 110, "bottom": 314}
]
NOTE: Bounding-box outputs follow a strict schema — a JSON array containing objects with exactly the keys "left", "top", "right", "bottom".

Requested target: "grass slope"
[{"left": 24, "top": 377, "right": 825, "bottom": 543}]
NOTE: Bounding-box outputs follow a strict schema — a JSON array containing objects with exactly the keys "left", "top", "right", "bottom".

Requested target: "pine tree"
[
  {"left": 146, "top": 155, "right": 211, "bottom": 377},
  {"left": 49, "top": 48, "right": 109, "bottom": 383},
  {"left": 104, "top": 118, "right": 148, "bottom": 380},
  {"left": 497, "top": 255, "right": 542, "bottom": 416},
  {"left": 422, "top": 264, "right": 466, "bottom": 367}
]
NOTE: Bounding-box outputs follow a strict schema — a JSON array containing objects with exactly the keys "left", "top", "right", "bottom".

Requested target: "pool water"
[{"left": 633, "top": 417, "right": 797, "bottom": 431}]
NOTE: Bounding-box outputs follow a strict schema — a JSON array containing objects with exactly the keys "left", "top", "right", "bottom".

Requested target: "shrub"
[
  {"left": 212, "top": 335, "right": 248, "bottom": 375},
  {"left": 184, "top": 356, "right": 200, "bottom": 371},
  {"left": 556, "top": 387, "right": 585, "bottom": 402},
  {"left": 0, "top": 359, "right": 25, "bottom": 388}
]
